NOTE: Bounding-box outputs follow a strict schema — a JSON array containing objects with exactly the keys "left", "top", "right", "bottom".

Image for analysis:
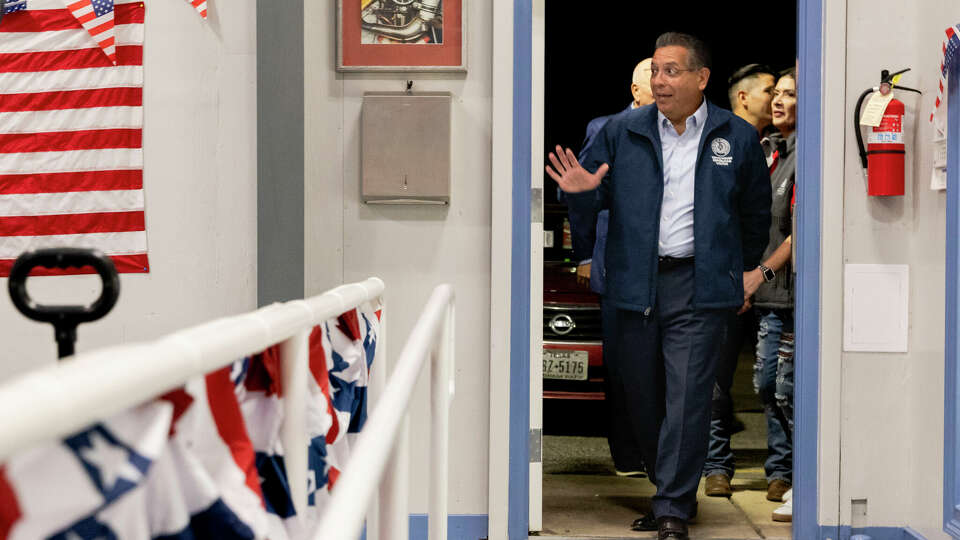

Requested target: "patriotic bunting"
[
  {"left": 63, "top": 0, "right": 117, "bottom": 64},
  {"left": 0, "top": 402, "right": 175, "bottom": 539},
  {"left": 186, "top": 0, "right": 206, "bottom": 18},
  {"left": 932, "top": 24, "right": 960, "bottom": 122},
  {"left": 227, "top": 301, "right": 381, "bottom": 539},
  {"left": 0, "top": 304, "right": 382, "bottom": 539}
]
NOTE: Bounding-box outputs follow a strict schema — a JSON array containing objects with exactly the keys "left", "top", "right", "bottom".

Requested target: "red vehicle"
[{"left": 542, "top": 261, "right": 604, "bottom": 400}]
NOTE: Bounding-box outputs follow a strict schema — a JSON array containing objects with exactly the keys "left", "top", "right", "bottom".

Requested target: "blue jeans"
[
  {"left": 753, "top": 308, "right": 794, "bottom": 484},
  {"left": 776, "top": 329, "right": 795, "bottom": 433}
]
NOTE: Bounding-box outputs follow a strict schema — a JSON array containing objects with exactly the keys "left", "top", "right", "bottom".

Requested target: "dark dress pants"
[
  {"left": 616, "top": 261, "right": 732, "bottom": 520},
  {"left": 601, "top": 297, "right": 645, "bottom": 472}
]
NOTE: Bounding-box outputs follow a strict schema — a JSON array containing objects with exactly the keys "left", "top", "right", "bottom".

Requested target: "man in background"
[
  {"left": 702, "top": 63, "right": 778, "bottom": 498},
  {"left": 728, "top": 63, "right": 776, "bottom": 136},
  {"left": 568, "top": 57, "right": 654, "bottom": 479},
  {"left": 572, "top": 57, "right": 654, "bottom": 289}
]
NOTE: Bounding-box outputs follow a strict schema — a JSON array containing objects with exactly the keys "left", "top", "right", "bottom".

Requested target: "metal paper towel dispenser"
[{"left": 361, "top": 92, "right": 451, "bottom": 204}]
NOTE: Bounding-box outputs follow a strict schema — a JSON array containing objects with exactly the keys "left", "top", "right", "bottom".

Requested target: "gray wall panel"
[{"left": 257, "top": 0, "right": 304, "bottom": 305}]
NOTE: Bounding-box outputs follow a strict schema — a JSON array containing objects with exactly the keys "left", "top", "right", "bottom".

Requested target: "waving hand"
[{"left": 545, "top": 145, "right": 609, "bottom": 193}]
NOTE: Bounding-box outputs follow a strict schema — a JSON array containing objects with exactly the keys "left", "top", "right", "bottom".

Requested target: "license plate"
[{"left": 542, "top": 349, "right": 588, "bottom": 381}]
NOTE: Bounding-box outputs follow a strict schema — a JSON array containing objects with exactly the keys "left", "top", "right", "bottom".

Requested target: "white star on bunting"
[{"left": 78, "top": 431, "right": 143, "bottom": 492}]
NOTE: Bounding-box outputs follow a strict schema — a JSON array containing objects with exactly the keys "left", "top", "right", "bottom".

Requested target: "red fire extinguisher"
[{"left": 854, "top": 68, "right": 922, "bottom": 196}]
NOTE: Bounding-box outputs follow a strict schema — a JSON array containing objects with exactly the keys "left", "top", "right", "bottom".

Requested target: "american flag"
[
  {"left": 185, "top": 0, "right": 206, "bottom": 19},
  {"left": 64, "top": 0, "right": 117, "bottom": 64},
  {"left": 0, "top": 0, "right": 148, "bottom": 276},
  {"left": 932, "top": 24, "right": 960, "bottom": 122}
]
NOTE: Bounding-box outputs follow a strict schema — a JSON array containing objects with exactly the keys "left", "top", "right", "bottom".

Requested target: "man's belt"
[{"left": 658, "top": 256, "right": 694, "bottom": 271}]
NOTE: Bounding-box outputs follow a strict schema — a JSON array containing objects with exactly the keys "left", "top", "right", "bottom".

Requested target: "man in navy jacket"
[{"left": 546, "top": 33, "right": 771, "bottom": 540}]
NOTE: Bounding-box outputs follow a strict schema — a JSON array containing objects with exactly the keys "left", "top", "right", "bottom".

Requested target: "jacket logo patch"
[{"left": 711, "top": 138, "right": 733, "bottom": 166}]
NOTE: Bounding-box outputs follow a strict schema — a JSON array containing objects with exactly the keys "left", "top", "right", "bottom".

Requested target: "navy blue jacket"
[{"left": 565, "top": 101, "right": 772, "bottom": 312}]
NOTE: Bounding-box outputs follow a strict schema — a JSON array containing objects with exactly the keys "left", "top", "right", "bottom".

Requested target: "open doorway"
[{"left": 539, "top": 4, "right": 798, "bottom": 538}]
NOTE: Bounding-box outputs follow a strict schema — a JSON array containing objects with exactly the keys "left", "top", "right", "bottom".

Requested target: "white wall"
[
  {"left": 0, "top": 1, "right": 258, "bottom": 377},
  {"left": 304, "top": 3, "right": 493, "bottom": 515},
  {"left": 830, "top": 1, "right": 956, "bottom": 535}
]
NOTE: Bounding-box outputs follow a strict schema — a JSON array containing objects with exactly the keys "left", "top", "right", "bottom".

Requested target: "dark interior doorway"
[
  {"left": 539, "top": 4, "right": 799, "bottom": 537},
  {"left": 544, "top": 4, "right": 797, "bottom": 209}
]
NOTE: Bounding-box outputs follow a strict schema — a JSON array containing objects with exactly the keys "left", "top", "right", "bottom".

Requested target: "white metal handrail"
[
  {"left": 0, "top": 278, "right": 455, "bottom": 540},
  {"left": 0, "top": 277, "right": 385, "bottom": 492},
  {"left": 313, "top": 284, "right": 455, "bottom": 540}
]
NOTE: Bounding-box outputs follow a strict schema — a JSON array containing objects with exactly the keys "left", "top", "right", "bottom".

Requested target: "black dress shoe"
[
  {"left": 656, "top": 516, "right": 689, "bottom": 540},
  {"left": 630, "top": 513, "right": 657, "bottom": 531}
]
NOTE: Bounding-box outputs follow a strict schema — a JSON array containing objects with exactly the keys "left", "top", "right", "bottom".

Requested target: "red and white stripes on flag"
[
  {"left": 186, "top": 0, "right": 206, "bottom": 19},
  {"left": 0, "top": 0, "right": 149, "bottom": 276}
]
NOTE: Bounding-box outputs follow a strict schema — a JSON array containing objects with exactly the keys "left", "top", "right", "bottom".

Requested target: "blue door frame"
[
  {"left": 507, "top": 0, "right": 533, "bottom": 538},
  {"left": 506, "top": 1, "right": 824, "bottom": 538},
  {"left": 794, "top": 1, "right": 823, "bottom": 538},
  {"left": 944, "top": 58, "right": 960, "bottom": 539}
]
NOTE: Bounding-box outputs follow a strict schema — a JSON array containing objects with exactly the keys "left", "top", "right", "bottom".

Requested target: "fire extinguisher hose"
[{"left": 853, "top": 87, "right": 875, "bottom": 170}]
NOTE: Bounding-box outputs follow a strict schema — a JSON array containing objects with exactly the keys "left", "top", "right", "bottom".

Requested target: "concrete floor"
[{"left": 539, "top": 346, "right": 792, "bottom": 539}]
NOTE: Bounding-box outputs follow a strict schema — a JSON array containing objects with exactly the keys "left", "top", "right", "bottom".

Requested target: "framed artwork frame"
[{"left": 336, "top": 0, "right": 467, "bottom": 72}]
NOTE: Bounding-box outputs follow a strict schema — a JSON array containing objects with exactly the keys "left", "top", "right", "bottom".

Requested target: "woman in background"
[{"left": 741, "top": 68, "right": 797, "bottom": 523}]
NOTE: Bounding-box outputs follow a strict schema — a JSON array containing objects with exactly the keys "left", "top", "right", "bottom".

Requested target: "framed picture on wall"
[{"left": 336, "top": 0, "right": 466, "bottom": 72}]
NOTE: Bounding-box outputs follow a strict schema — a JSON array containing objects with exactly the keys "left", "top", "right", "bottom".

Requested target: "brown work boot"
[
  {"left": 766, "top": 479, "right": 791, "bottom": 502},
  {"left": 704, "top": 473, "right": 732, "bottom": 497}
]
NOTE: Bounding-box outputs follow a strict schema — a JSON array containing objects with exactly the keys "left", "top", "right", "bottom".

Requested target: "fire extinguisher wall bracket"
[{"left": 8, "top": 248, "right": 120, "bottom": 359}]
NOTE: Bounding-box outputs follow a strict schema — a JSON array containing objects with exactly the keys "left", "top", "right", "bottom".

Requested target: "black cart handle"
[{"left": 8, "top": 248, "right": 120, "bottom": 359}]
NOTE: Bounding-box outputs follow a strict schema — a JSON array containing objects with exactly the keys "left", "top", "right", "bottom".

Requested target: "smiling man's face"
[{"left": 650, "top": 45, "right": 710, "bottom": 123}]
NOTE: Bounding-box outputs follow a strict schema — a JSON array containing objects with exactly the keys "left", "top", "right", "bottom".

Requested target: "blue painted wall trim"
[
  {"left": 819, "top": 525, "right": 928, "bottom": 540},
  {"left": 361, "top": 515, "right": 488, "bottom": 540},
  {"left": 796, "top": 0, "right": 823, "bottom": 537},
  {"left": 409, "top": 514, "right": 488, "bottom": 540},
  {"left": 508, "top": 0, "right": 533, "bottom": 539},
  {"left": 945, "top": 56, "right": 960, "bottom": 540}
]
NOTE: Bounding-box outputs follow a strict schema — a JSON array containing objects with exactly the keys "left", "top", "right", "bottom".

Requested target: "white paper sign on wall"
[{"left": 843, "top": 264, "right": 909, "bottom": 353}]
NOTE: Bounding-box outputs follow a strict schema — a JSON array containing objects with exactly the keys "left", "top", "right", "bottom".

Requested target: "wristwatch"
[{"left": 758, "top": 264, "right": 776, "bottom": 283}]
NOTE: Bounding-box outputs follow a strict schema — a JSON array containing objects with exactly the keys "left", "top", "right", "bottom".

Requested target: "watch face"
[{"left": 762, "top": 267, "right": 776, "bottom": 282}]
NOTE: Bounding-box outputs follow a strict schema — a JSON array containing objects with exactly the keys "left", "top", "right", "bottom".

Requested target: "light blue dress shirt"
[{"left": 656, "top": 99, "right": 708, "bottom": 258}]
